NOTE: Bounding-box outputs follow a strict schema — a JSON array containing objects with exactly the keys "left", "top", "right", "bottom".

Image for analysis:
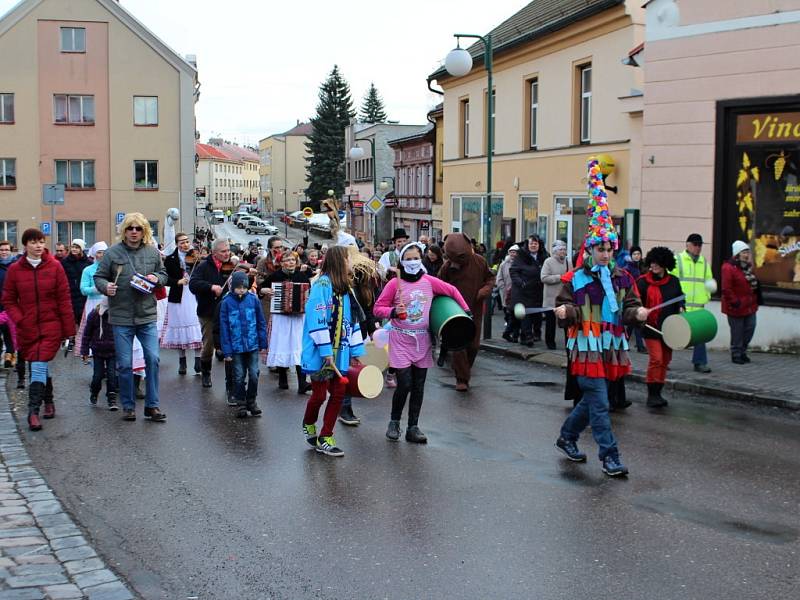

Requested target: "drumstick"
[
  {"left": 644, "top": 324, "right": 662, "bottom": 336},
  {"left": 113, "top": 265, "right": 123, "bottom": 285},
  {"left": 330, "top": 362, "right": 344, "bottom": 379},
  {"left": 647, "top": 295, "right": 685, "bottom": 312}
]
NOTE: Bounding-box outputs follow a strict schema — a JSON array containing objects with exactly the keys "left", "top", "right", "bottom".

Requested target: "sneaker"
[
  {"left": 731, "top": 357, "right": 746, "bottom": 365},
  {"left": 693, "top": 363, "right": 711, "bottom": 373},
  {"left": 143, "top": 407, "right": 166, "bottom": 422},
  {"left": 226, "top": 391, "right": 238, "bottom": 407},
  {"left": 385, "top": 373, "right": 397, "bottom": 388},
  {"left": 742, "top": 354, "right": 751, "bottom": 363},
  {"left": 247, "top": 403, "right": 262, "bottom": 417},
  {"left": 501, "top": 332, "right": 514, "bottom": 343},
  {"left": 602, "top": 455, "right": 629, "bottom": 477},
  {"left": 386, "top": 420, "right": 401, "bottom": 441},
  {"left": 338, "top": 405, "right": 360, "bottom": 426},
  {"left": 89, "top": 393, "right": 98, "bottom": 406},
  {"left": 405, "top": 426, "right": 427, "bottom": 444},
  {"left": 236, "top": 406, "right": 248, "bottom": 419},
  {"left": 316, "top": 436, "right": 344, "bottom": 457},
  {"left": 107, "top": 392, "right": 119, "bottom": 411},
  {"left": 555, "top": 437, "right": 587, "bottom": 462},
  {"left": 302, "top": 423, "right": 318, "bottom": 448}
]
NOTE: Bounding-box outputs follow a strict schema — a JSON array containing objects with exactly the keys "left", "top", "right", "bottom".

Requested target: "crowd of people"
[{"left": 0, "top": 183, "right": 765, "bottom": 476}]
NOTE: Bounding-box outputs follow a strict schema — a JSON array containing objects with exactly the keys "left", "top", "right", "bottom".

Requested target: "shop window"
[{"left": 451, "top": 194, "right": 503, "bottom": 245}]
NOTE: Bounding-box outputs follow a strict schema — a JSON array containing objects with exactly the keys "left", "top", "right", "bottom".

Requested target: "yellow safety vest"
[{"left": 670, "top": 251, "right": 712, "bottom": 311}]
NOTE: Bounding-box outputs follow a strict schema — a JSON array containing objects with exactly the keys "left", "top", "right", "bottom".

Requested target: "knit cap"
[{"left": 231, "top": 271, "right": 249, "bottom": 291}]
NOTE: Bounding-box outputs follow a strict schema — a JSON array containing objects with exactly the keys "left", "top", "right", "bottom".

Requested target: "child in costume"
[
  {"left": 373, "top": 242, "right": 469, "bottom": 443},
  {"left": 79, "top": 299, "right": 118, "bottom": 410}
]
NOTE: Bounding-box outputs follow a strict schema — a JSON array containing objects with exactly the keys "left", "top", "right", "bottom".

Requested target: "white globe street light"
[
  {"left": 379, "top": 180, "right": 389, "bottom": 192},
  {"left": 444, "top": 46, "right": 473, "bottom": 77},
  {"left": 349, "top": 146, "right": 365, "bottom": 160}
]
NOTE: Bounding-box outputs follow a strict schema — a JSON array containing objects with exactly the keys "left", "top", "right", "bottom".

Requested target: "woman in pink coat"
[{"left": 373, "top": 242, "right": 469, "bottom": 444}]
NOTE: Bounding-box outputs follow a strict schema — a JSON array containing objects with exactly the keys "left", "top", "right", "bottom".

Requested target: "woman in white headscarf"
[{"left": 73, "top": 242, "right": 108, "bottom": 358}]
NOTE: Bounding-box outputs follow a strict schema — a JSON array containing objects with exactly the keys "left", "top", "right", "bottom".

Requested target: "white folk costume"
[
  {"left": 264, "top": 266, "right": 311, "bottom": 367},
  {"left": 160, "top": 248, "right": 202, "bottom": 350}
]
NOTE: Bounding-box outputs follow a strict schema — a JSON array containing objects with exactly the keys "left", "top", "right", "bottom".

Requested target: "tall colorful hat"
[{"left": 584, "top": 157, "right": 618, "bottom": 249}]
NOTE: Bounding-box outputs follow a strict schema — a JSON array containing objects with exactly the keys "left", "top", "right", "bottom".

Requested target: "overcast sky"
[{"left": 0, "top": 0, "right": 529, "bottom": 146}]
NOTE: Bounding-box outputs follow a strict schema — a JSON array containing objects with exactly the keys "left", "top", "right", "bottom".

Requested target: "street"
[
  {"left": 214, "top": 220, "right": 330, "bottom": 252},
  {"left": 9, "top": 351, "right": 799, "bottom": 599}
]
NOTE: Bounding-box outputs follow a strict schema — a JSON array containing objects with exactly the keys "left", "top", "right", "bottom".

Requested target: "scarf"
[
  {"left": 739, "top": 260, "right": 758, "bottom": 290},
  {"left": 26, "top": 256, "right": 42, "bottom": 268},
  {"left": 643, "top": 271, "right": 669, "bottom": 327},
  {"left": 399, "top": 268, "right": 424, "bottom": 283},
  {"left": 585, "top": 254, "right": 619, "bottom": 313}
]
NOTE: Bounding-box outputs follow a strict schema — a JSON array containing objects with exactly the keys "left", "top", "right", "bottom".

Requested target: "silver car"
[{"left": 245, "top": 219, "right": 279, "bottom": 235}]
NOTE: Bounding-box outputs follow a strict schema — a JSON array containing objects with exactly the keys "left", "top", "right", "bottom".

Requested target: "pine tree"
[
  {"left": 359, "top": 82, "right": 388, "bottom": 123},
  {"left": 305, "top": 65, "right": 355, "bottom": 206}
]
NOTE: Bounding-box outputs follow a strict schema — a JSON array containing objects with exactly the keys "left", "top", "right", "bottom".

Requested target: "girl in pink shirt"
[{"left": 373, "top": 242, "right": 469, "bottom": 443}]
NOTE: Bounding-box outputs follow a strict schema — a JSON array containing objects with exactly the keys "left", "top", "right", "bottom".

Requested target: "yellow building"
[
  {"left": 0, "top": 0, "right": 198, "bottom": 246},
  {"left": 428, "top": 103, "right": 444, "bottom": 241},
  {"left": 428, "top": 0, "right": 644, "bottom": 256},
  {"left": 259, "top": 122, "right": 312, "bottom": 215}
]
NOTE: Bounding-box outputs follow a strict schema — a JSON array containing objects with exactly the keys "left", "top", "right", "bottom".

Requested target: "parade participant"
[
  {"left": 636, "top": 247, "right": 684, "bottom": 407},
  {"left": 94, "top": 213, "right": 168, "bottom": 422},
  {"left": 306, "top": 249, "right": 320, "bottom": 276},
  {"left": 79, "top": 298, "right": 118, "bottom": 410},
  {"left": 438, "top": 232, "right": 495, "bottom": 392},
  {"left": 374, "top": 242, "right": 469, "bottom": 443},
  {"left": 62, "top": 239, "right": 91, "bottom": 351},
  {"left": 421, "top": 243, "right": 444, "bottom": 279},
  {"left": 671, "top": 233, "right": 715, "bottom": 373},
  {"left": 622, "top": 245, "right": 646, "bottom": 352},
  {"left": 189, "top": 239, "right": 232, "bottom": 389},
  {"left": 243, "top": 242, "right": 260, "bottom": 265},
  {"left": 554, "top": 159, "right": 647, "bottom": 477},
  {"left": 722, "top": 241, "right": 761, "bottom": 365},
  {"left": 261, "top": 251, "right": 311, "bottom": 392},
  {"left": 510, "top": 235, "right": 548, "bottom": 346},
  {"left": 540, "top": 240, "right": 571, "bottom": 350},
  {"left": 220, "top": 272, "right": 268, "bottom": 418},
  {"left": 497, "top": 244, "right": 520, "bottom": 342},
  {"left": 301, "top": 246, "right": 365, "bottom": 457},
  {"left": 2, "top": 228, "right": 75, "bottom": 430},
  {"left": 162, "top": 233, "right": 203, "bottom": 375},
  {"left": 0, "top": 240, "right": 19, "bottom": 369},
  {"left": 54, "top": 242, "right": 67, "bottom": 262},
  {"left": 73, "top": 241, "right": 108, "bottom": 358},
  {"left": 378, "top": 229, "right": 409, "bottom": 280}
]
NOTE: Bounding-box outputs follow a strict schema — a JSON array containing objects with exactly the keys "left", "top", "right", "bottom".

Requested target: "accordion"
[{"left": 270, "top": 282, "right": 310, "bottom": 314}]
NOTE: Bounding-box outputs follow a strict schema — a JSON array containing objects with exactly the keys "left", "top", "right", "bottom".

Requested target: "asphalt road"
[
  {"left": 9, "top": 351, "right": 800, "bottom": 600},
  {"left": 215, "top": 220, "right": 330, "bottom": 252}
]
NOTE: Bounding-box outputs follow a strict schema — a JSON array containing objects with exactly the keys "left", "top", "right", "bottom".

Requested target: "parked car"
[
  {"left": 237, "top": 215, "right": 258, "bottom": 229},
  {"left": 287, "top": 210, "right": 306, "bottom": 225},
  {"left": 245, "top": 219, "right": 279, "bottom": 235},
  {"left": 212, "top": 209, "right": 225, "bottom": 223},
  {"left": 232, "top": 211, "right": 249, "bottom": 225}
]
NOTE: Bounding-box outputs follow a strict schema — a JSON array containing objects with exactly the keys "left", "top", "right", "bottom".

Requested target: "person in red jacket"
[
  {"left": 722, "top": 241, "right": 761, "bottom": 365},
  {"left": 2, "top": 228, "right": 75, "bottom": 430}
]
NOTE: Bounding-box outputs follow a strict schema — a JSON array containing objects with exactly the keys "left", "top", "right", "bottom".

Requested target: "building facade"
[
  {"left": 0, "top": 0, "right": 198, "bottom": 246},
  {"left": 640, "top": 0, "right": 800, "bottom": 349},
  {"left": 207, "top": 140, "right": 259, "bottom": 209},
  {"left": 388, "top": 126, "right": 435, "bottom": 241},
  {"left": 195, "top": 143, "right": 242, "bottom": 211},
  {"left": 429, "top": 104, "right": 445, "bottom": 241},
  {"left": 258, "top": 122, "right": 312, "bottom": 215},
  {"left": 430, "top": 0, "right": 644, "bottom": 258}
]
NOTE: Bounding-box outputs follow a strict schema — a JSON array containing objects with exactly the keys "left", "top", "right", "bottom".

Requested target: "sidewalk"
[
  {"left": 480, "top": 313, "right": 800, "bottom": 411},
  {"left": 0, "top": 373, "right": 134, "bottom": 600}
]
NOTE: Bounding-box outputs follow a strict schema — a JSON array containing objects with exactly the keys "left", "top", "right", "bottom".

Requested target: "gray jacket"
[
  {"left": 94, "top": 242, "right": 168, "bottom": 326},
  {"left": 541, "top": 256, "right": 571, "bottom": 308}
]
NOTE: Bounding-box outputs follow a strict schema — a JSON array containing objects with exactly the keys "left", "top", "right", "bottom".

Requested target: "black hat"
[
  {"left": 686, "top": 233, "right": 703, "bottom": 244},
  {"left": 392, "top": 228, "right": 408, "bottom": 241}
]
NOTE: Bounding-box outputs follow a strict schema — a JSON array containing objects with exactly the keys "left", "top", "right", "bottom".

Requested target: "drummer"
[
  {"left": 636, "top": 247, "right": 684, "bottom": 408},
  {"left": 373, "top": 242, "right": 469, "bottom": 444}
]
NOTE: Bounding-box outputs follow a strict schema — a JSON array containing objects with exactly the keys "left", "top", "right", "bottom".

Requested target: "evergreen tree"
[
  {"left": 305, "top": 65, "right": 355, "bottom": 206},
  {"left": 359, "top": 82, "right": 388, "bottom": 123}
]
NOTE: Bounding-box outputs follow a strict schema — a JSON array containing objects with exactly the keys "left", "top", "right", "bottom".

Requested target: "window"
[
  {"left": 580, "top": 65, "right": 592, "bottom": 143},
  {"left": 0, "top": 94, "right": 13, "bottom": 123},
  {"left": 0, "top": 159, "right": 15, "bottom": 188},
  {"left": 133, "top": 96, "right": 158, "bottom": 125},
  {"left": 461, "top": 99, "right": 470, "bottom": 158},
  {"left": 486, "top": 89, "right": 496, "bottom": 154},
  {"left": 529, "top": 79, "right": 539, "bottom": 149},
  {"left": 54, "top": 95, "right": 94, "bottom": 124},
  {"left": 55, "top": 159, "right": 94, "bottom": 189},
  {"left": 416, "top": 167, "right": 421, "bottom": 196},
  {"left": 60, "top": 27, "right": 85, "bottom": 53},
  {"left": 56, "top": 222, "right": 95, "bottom": 246},
  {"left": 134, "top": 160, "right": 158, "bottom": 189},
  {"left": 427, "top": 165, "right": 433, "bottom": 196},
  {"left": 451, "top": 194, "right": 503, "bottom": 243},
  {"left": 148, "top": 221, "right": 159, "bottom": 242},
  {"left": 0, "top": 222, "right": 17, "bottom": 246}
]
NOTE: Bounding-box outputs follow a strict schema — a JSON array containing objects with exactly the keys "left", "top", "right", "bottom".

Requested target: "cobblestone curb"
[{"left": 0, "top": 373, "right": 134, "bottom": 600}]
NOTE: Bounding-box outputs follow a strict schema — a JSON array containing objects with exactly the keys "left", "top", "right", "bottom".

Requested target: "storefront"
[{"left": 715, "top": 96, "right": 800, "bottom": 307}]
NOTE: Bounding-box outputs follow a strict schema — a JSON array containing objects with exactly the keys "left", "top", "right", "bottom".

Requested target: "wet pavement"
[{"left": 7, "top": 351, "right": 800, "bottom": 600}]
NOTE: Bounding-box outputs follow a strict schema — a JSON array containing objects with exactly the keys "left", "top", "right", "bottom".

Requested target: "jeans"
[
  {"left": 30, "top": 361, "right": 48, "bottom": 385},
  {"left": 304, "top": 378, "right": 346, "bottom": 438},
  {"left": 560, "top": 376, "right": 618, "bottom": 461},
  {"left": 91, "top": 356, "right": 118, "bottom": 398},
  {"left": 232, "top": 350, "right": 259, "bottom": 406},
  {"left": 113, "top": 322, "right": 160, "bottom": 410},
  {"left": 692, "top": 342, "right": 708, "bottom": 366},
  {"left": 728, "top": 314, "right": 756, "bottom": 360},
  {"left": 391, "top": 366, "right": 428, "bottom": 426}
]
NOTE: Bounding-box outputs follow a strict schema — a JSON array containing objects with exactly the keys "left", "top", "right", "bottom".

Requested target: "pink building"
[
  {"left": 389, "top": 126, "right": 435, "bottom": 241},
  {"left": 640, "top": 0, "right": 800, "bottom": 349}
]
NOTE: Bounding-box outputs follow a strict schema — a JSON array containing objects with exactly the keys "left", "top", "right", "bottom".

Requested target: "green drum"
[
  {"left": 429, "top": 296, "right": 475, "bottom": 351},
  {"left": 662, "top": 309, "right": 718, "bottom": 350}
]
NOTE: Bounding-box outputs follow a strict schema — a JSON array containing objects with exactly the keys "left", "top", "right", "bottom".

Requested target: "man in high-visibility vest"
[{"left": 671, "top": 233, "right": 715, "bottom": 373}]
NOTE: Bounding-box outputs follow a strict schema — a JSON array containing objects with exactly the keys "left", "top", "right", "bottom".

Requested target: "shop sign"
[{"left": 737, "top": 113, "right": 800, "bottom": 144}]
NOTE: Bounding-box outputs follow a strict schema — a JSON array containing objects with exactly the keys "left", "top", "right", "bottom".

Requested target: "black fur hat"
[{"left": 644, "top": 246, "right": 676, "bottom": 271}]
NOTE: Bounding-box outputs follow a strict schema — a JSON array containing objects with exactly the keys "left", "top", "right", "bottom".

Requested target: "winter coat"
[
  {"left": 510, "top": 246, "right": 548, "bottom": 308},
  {"left": 62, "top": 252, "right": 92, "bottom": 322},
  {"left": 219, "top": 291, "right": 268, "bottom": 357},
  {"left": 540, "top": 256, "right": 572, "bottom": 308},
  {"left": 188, "top": 255, "right": 228, "bottom": 319},
  {"left": 421, "top": 256, "right": 443, "bottom": 279},
  {"left": 636, "top": 273, "right": 684, "bottom": 340},
  {"left": 438, "top": 233, "right": 495, "bottom": 317},
  {"left": 79, "top": 306, "right": 115, "bottom": 358},
  {"left": 93, "top": 242, "right": 168, "bottom": 326},
  {"left": 2, "top": 251, "right": 75, "bottom": 362},
  {"left": 721, "top": 259, "right": 760, "bottom": 318},
  {"left": 495, "top": 257, "right": 514, "bottom": 305},
  {"left": 80, "top": 262, "right": 103, "bottom": 301},
  {"left": 0, "top": 256, "right": 19, "bottom": 310}
]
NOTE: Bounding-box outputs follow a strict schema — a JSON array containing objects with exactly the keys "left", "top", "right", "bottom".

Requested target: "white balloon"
[
  {"left": 704, "top": 279, "right": 717, "bottom": 294},
  {"left": 372, "top": 328, "right": 389, "bottom": 348}
]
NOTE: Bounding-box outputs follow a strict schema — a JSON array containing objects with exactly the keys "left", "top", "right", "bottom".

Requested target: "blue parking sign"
[
  {"left": 41, "top": 222, "right": 51, "bottom": 235},
  {"left": 338, "top": 210, "right": 345, "bottom": 219},
  {"left": 116, "top": 212, "right": 125, "bottom": 225}
]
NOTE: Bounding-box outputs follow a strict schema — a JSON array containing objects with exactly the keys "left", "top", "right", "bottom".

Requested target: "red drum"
[{"left": 345, "top": 364, "right": 384, "bottom": 399}]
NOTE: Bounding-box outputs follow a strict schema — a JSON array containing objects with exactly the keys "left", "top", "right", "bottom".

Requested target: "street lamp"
[
  {"left": 349, "top": 138, "right": 378, "bottom": 244},
  {"left": 445, "top": 32, "right": 494, "bottom": 339}
]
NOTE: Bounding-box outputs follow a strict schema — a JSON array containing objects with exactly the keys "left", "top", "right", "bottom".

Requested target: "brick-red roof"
[
  {"left": 214, "top": 142, "right": 259, "bottom": 162},
  {"left": 280, "top": 122, "right": 313, "bottom": 137},
  {"left": 196, "top": 143, "right": 230, "bottom": 161}
]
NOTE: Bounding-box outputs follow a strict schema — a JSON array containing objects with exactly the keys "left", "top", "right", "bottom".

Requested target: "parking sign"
[
  {"left": 116, "top": 212, "right": 125, "bottom": 225},
  {"left": 41, "top": 222, "right": 51, "bottom": 236}
]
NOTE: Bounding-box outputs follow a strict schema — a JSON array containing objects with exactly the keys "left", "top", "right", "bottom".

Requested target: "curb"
[
  {"left": 480, "top": 341, "right": 799, "bottom": 411},
  {"left": 0, "top": 372, "right": 136, "bottom": 600}
]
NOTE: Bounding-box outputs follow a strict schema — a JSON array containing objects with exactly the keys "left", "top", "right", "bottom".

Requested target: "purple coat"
[{"left": 79, "top": 307, "right": 116, "bottom": 358}]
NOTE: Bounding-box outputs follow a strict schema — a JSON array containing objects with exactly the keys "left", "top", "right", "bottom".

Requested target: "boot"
[
  {"left": 16, "top": 357, "right": 25, "bottom": 390},
  {"left": 134, "top": 375, "right": 146, "bottom": 399},
  {"left": 278, "top": 367, "right": 289, "bottom": 390},
  {"left": 646, "top": 382, "right": 668, "bottom": 408},
  {"left": 27, "top": 381, "right": 45, "bottom": 431},
  {"left": 224, "top": 361, "right": 236, "bottom": 406},
  {"left": 194, "top": 356, "right": 202, "bottom": 376},
  {"left": 3, "top": 352, "right": 12, "bottom": 368},
  {"left": 42, "top": 378, "right": 55, "bottom": 419},
  {"left": 296, "top": 366, "right": 309, "bottom": 394},
  {"left": 386, "top": 420, "right": 401, "bottom": 441},
  {"left": 201, "top": 360, "right": 212, "bottom": 388},
  {"left": 178, "top": 356, "right": 187, "bottom": 375},
  {"left": 405, "top": 426, "right": 428, "bottom": 444}
]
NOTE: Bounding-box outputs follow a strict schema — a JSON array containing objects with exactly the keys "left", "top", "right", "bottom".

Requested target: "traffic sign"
[
  {"left": 338, "top": 210, "right": 345, "bottom": 219},
  {"left": 365, "top": 194, "right": 384, "bottom": 214},
  {"left": 42, "top": 184, "right": 65, "bottom": 206},
  {"left": 116, "top": 212, "right": 125, "bottom": 225},
  {"left": 302, "top": 207, "right": 313, "bottom": 218},
  {"left": 41, "top": 222, "right": 51, "bottom": 236}
]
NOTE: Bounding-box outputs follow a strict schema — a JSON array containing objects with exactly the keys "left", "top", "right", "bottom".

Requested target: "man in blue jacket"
[{"left": 219, "top": 272, "right": 268, "bottom": 418}]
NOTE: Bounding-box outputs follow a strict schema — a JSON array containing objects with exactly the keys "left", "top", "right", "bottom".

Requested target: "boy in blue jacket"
[{"left": 219, "top": 272, "right": 268, "bottom": 418}]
